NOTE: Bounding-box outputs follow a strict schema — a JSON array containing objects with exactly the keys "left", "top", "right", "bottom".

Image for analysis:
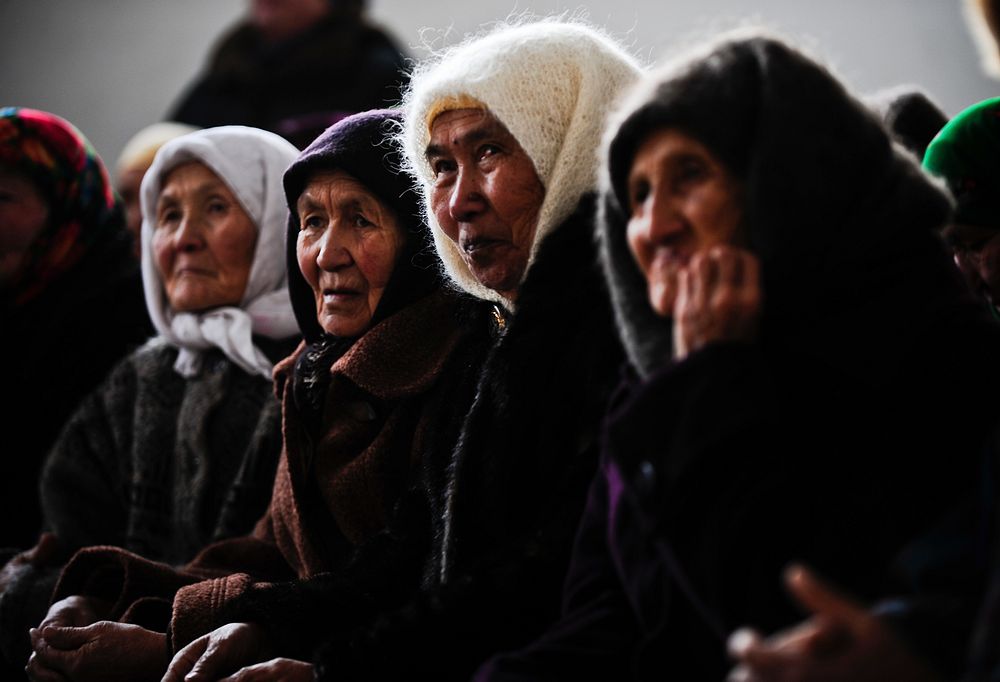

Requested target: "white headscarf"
[
  {"left": 401, "top": 19, "right": 643, "bottom": 308},
  {"left": 139, "top": 125, "right": 300, "bottom": 378}
]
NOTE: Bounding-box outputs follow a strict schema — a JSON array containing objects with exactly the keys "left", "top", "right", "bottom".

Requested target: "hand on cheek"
[{"left": 672, "top": 246, "right": 761, "bottom": 361}]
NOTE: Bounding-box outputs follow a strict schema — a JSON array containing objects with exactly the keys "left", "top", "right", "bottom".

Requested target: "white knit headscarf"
[
  {"left": 402, "top": 20, "right": 643, "bottom": 308},
  {"left": 139, "top": 126, "right": 300, "bottom": 378}
]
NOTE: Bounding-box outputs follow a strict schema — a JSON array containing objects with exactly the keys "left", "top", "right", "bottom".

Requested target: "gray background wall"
[{"left": 1, "top": 0, "right": 997, "bottom": 167}]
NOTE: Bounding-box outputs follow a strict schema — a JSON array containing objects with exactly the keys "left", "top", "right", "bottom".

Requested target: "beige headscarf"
[{"left": 401, "top": 19, "right": 643, "bottom": 308}]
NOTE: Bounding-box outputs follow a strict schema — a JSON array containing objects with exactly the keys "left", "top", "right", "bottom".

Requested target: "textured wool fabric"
[
  {"left": 401, "top": 20, "right": 643, "bottom": 307},
  {"left": 139, "top": 126, "right": 300, "bottom": 378},
  {"left": 923, "top": 96, "right": 1000, "bottom": 230}
]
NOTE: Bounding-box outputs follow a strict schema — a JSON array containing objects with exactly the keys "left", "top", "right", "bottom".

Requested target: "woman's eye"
[
  {"left": 158, "top": 209, "right": 181, "bottom": 226},
  {"left": 207, "top": 200, "right": 228, "bottom": 214},
  {"left": 432, "top": 159, "right": 456, "bottom": 177},
  {"left": 354, "top": 213, "right": 374, "bottom": 228},
  {"left": 675, "top": 161, "right": 707, "bottom": 188},
  {"left": 301, "top": 215, "right": 324, "bottom": 230},
  {"left": 478, "top": 144, "right": 501, "bottom": 161},
  {"left": 629, "top": 179, "right": 650, "bottom": 209}
]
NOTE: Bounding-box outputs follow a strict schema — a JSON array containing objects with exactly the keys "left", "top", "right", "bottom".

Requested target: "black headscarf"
[{"left": 283, "top": 109, "right": 438, "bottom": 430}]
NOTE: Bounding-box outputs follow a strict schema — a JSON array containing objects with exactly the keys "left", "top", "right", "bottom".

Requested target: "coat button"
[{"left": 636, "top": 459, "right": 656, "bottom": 495}]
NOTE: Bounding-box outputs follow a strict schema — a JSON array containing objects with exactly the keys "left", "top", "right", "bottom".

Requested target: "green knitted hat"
[{"left": 923, "top": 97, "right": 1000, "bottom": 229}]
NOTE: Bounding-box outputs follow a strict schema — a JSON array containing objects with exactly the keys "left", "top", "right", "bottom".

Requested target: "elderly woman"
[
  {"left": 0, "top": 109, "right": 153, "bottom": 555},
  {"left": 18, "top": 125, "right": 299, "bottom": 680},
  {"left": 474, "top": 33, "right": 1000, "bottom": 681},
  {"left": 28, "top": 109, "right": 486, "bottom": 682}
]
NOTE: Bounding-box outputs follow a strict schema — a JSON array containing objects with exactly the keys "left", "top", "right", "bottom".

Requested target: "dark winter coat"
[
  {"left": 477, "top": 34, "right": 1000, "bottom": 681},
  {"left": 308, "top": 195, "right": 625, "bottom": 681}
]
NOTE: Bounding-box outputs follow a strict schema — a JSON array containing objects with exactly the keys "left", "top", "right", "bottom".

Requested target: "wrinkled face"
[
  {"left": 152, "top": 162, "right": 257, "bottom": 313},
  {"left": 626, "top": 128, "right": 744, "bottom": 315},
  {"left": 943, "top": 222, "right": 1000, "bottom": 311},
  {"left": 426, "top": 108, "right": 545, "bottom": 301},
  {"left": 0, "top": 168, "right": 50, "bottom": 287},
  {"left": 117, "top": 164, "right": 149, "bottom": 258},
  {"left": 296, "top": 170, "right": 403, "bottom": 337}
]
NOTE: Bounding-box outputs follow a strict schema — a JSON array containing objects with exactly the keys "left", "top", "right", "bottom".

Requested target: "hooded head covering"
[
  {"left": 282, "top": 109, "right": 439, "bottom": 432},
  {"left": 599, "top": 32, "right": 954, "bottom": 377},
  {"left": 140, "top": 125, "right": 300, "bottom": 378},
  {"left": 0, "top": 107, "right": 127, "bottom": 305},
  {"left": 401, "top": 19, "right": 642, "bottom": 307},
  {"left": 283, "top": 108, "right": 437, "bottom": 344},
  {"left": 923, "top": 96, "right": 1000, "bottom": 230}
]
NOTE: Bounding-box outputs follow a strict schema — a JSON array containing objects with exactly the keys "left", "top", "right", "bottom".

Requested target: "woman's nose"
[
  {"left": 448, "top": 168, "right": 487, "bottom": 222},
  {"left": 316, "top": 224, "right": 352, "bottom": 271},
  {"left": 646, "top": 187, "right": 685, "bottom": 245},
  {"left": 173, "top": 215, "right": 204, "bottom": 253}
]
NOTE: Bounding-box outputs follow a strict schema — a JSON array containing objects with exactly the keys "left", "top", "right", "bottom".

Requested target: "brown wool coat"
[{"left": 51, "top": 290, "right": 473, "bottom": 649}]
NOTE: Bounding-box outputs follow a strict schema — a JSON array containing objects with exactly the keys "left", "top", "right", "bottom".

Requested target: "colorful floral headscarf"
[{"left": 0, "top": 107, "right": 123, "bottom": 304}]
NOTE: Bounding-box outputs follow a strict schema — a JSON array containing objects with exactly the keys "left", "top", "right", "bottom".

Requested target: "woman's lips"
[
  {"left": 322, "top": 288, "right": 361, "bottom": 304},
  {"left": 460, "top": 236, "right": 513, "bottom": 266},
  {"left": 461, "top": 236, "right": 505, "bottom": 253},
  {"left": 173, "top": 266, "right": 214, "bottom": 278}
]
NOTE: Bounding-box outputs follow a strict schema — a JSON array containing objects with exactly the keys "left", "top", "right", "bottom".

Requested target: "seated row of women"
[{"left": 2, "top": 18, "right": 1000, "bottom": 682}]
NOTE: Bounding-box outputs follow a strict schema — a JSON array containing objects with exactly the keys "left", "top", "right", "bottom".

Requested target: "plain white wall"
[{"left": 1, "top": 0, "right": 997, "bottom": 167}]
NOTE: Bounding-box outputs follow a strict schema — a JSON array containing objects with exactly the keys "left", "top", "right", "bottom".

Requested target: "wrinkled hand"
[
  {"left": 26, "top": 620, "right": 166, "bottom": 682},
  {"left": 162, "top": 622, "right": 271, "bottom": 682},
  {"left": 0, "top": 533, "right": 63, "bottom": 593},
  {"left": 216, "top": 658, "right": 314, "bottom": 682},
  {"left": 672, "top": 246, "right": 761, "bottom": 361},
  {"left": 726, "top": 565, "right": 942, "bottom": 682}
]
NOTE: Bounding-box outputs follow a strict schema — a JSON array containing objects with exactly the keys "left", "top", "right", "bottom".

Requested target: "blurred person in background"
[
  {"left": 115, "top": 122, "right": 199, "bottom": 258},
  {"left": 965, "top": 0, "right": 1000, "bottom": 78},
  {"left": 924, "top": 96, "right": 1000, "bottom": 319},
  {"left": 169, "top": 0, "right": 408, "bottom": 148},
  {"left": 0, "top": 108, "right": 152, "bottom": 554}
]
